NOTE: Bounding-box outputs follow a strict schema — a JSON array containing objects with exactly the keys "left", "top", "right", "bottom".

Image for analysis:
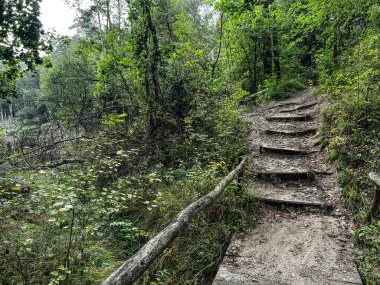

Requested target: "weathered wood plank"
[
  {"left": 254, "top": 196, "right": 329, "bottom": 208},
  {"left": 265, "top": 114, "right": 312, "bottom": 122},
  {"left": 280, "top": 102, "right": 318, "bottom": 113},
  {"left": 102, "top": 157, "right": 248, "bottom": 285},
  {"left": 255, "top": 171, "right": 312, "bottom": 180},
  {"left": 259, "top": 144, "right": 305, "bottom": 155},
  {"left": 367, "top": 172, "right": 380, "bottom": 222},
  {"left": 265, "top": 128, "right": 317, "bottom": 136}
]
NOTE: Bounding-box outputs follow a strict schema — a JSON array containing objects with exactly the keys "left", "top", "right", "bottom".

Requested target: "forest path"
[{"left": 213, "top": 90, "right": 362, "bottom": 285}]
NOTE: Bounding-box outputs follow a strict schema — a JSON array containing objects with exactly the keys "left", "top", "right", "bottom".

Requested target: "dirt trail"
[{"left": 213, "top": 90, "right": 362, "bottom": 285}]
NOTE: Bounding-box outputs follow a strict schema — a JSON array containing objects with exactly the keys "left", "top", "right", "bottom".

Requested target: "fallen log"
[
  {"left": 102, "top": 157, "right": 248, "bottom": 285},
  {"left": 366, "top": 172, "right": 380, "bottom": 222}
]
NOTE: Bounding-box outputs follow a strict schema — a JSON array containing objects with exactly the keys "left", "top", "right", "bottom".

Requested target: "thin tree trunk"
[
  {"left": 144, "top": 0, "right": 160, "bottom": 103},
  {"left": 211, "top": 13, "right": 224, "bottom": 78},
  {"left": 142, "top": 0, "right": 161, "bottom": 140},
  {"left": 272, "top": 28, "right": 281, "bottom": 79},
  {"left": 0, "top": 104, "right": 3, "bottom": 121},
  {"left": 262, "top": 32, "right": 272, "bottom": 76},
  {"left": 9, "top": 104, "right": 13, "bottom": 121},
  {"left": 106, "top": 0, "right": 111, "bottom": 31},
  {"left": 253, "top": 40, "right": 258, "bottom": 92}
]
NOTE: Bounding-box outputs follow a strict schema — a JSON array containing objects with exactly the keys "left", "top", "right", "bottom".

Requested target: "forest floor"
[{"left": 213, "top": 90, "right": 363, "bottom": 284}]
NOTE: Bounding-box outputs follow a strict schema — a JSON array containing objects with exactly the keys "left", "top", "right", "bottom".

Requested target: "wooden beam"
[
  {"left": 255, "top": 171, "right": 312, "bottom": 180},
  {"left": 367, "top": 172, "right": 380, "bottom": 222},
  {"left": 280, "top": 102, "right": 318, "bottom": 113},
  {"left": 263, "top": 102, "right": 297, "bottom": 111},
  {"left": 259, "top": 144, "right": 305, "bottom": 155},
  {"left": 254, "top": 196, "right": 330, "bottom": 209},
  {"left": 265, "top": 128, "right": 317, "bottom": 136},
  {"left": 265, "top": 114, "right": 312, "bottom": 122},
  {"left": 102, "top": 157, "right": 248, "bottom": 285}
]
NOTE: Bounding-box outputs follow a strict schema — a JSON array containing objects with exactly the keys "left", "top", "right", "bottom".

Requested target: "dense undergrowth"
[
  {"left": 320, "top": 31, "right": 380, "bottom": 284},
  {"left": 0, "top": 106, "right": 252, "bottom": 285}
]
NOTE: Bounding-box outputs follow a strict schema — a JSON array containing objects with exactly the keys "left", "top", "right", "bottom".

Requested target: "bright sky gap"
[{"left": 40, "top": 0, "right": 76, "bottom": 36}]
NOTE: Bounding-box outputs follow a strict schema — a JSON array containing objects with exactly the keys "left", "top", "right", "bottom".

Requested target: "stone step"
[{"left": 213, "top": 213, "right": 362, "bottom": 285}]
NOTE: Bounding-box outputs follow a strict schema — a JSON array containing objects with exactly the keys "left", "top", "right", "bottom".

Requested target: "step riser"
[
  {"left": 280, "top": 102, "right": 318, "bottom": 113},
  {"left": 265, "top": 129, "right": 317, "bottom": 136},
  {"left": 266, "top": 115, "right": 313, "bottom": 122},
  {"left": 256, "top": 172, "right": 313, "bottom": 181},
  {"left": 255, "top": 197, "right": 331, "bottom": 209},
  {"left": 259, "top": 146, "right": 305, "bottom": 155}
]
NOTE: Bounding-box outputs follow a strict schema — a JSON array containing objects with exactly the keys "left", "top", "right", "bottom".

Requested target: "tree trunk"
[
  {"left": 253, "top": 41, "right": 258, "bottom": 92},
  {"left": 144, "top": 0, "right": 160, "bottom": 103},
  {"left": 142, "top": 0, "right": 161, "bottom": 141},
  {"left": 262, "top": 32, "right": 272, "bottom": 76},
  {"left": 272, "top": 28, "right": 281, "bottom": 80},
  {"left": 106, "top": 0, "right": 111, "bottom": 31}
]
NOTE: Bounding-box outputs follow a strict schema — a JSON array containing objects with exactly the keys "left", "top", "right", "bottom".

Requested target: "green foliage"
[
  {"left": 355, "top": 222, "right": 380, "bottom": 284},
  {"left": 0, "top": 0, "right": 51, "bottom": 97},
  {"left": 40, "top": 43, "right": 98, "bottom": 133},
  {"left": 320, "top": 29, "right": 380, "bottom": 285},
  {"left": 0, "top": 118, "right": 250, "bottom": 284}
]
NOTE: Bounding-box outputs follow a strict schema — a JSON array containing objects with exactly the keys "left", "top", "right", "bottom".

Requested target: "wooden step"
[
  {"left": 265, "top": 128, "right": 317, "bottom": 136},
  {"left": 255, "top": 170, "right": 312, "bottom": 180},
  {"left": 255, "top": 197, "right": 329, "bottom": 208},
  {"left": 249, "top": 183, "right": 328, "bottom": 208},
  {"left": 264, "top": 102, "right": 298, "bottom": 111},
  {"left": 280, "top": 101, "right": 318, "bottom": 113},
  {"left": 259, "top": 144, "right": 307, "bottom": 155},
  {"left": 265, "top": 114, "right": 312, "bottom": 122},
  {"left": 251, "top": 155, "right": 314, "bottom": 179}
]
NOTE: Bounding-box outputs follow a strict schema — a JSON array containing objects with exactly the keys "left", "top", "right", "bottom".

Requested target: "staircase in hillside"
[{"left": 213, "top": 90, "right": 363, "bottom": 285}]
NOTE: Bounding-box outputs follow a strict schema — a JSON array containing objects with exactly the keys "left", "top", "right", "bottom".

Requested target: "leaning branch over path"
[
  {"left": 239, "top": 89, "right": 267, "bottom": 106},
  {"left": 102, "top": 157, "right": 248, "bottom": 285},
  {"left": 367, "top": 172, "right": 380, "bottom": 222}
]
